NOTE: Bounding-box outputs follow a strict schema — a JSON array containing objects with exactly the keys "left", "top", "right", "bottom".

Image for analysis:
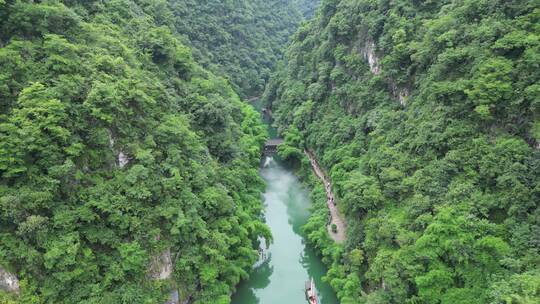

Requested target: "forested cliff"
[
  {"left": 168, "top": 0, "right": 317, "bottom": 98},
  {"left": 2, "top": 0, "right": 539, "bottom": 303},
  {"left": 266, "top": 0, "right": 540, "bottom": 303},
  {"left": 0, "top": 0, "right": 313, "bottom": 303}
]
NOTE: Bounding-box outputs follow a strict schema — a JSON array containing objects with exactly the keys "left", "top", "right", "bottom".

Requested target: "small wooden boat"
[{"left": 305, "top": 278, "right": 318, "bottom": 304}]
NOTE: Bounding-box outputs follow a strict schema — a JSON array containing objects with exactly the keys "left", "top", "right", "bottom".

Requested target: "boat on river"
[{"left": 305, "top": 278, "right": 318, "bottom": 304}]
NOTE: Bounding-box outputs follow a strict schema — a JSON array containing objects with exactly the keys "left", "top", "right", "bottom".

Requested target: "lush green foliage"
[
  {"left": 267, "top": 0, "right": 540, "bottom": 303},
  {"left": 0, "top": 1, "right": 276, "bottom": 303},
  {"left": 169, "top": 0, "right": 319, "bottom": 98}
]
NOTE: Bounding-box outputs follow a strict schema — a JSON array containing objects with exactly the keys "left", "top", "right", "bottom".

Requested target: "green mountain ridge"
[
  {"left": 1, "top": 0, "right": 539, "bottom": 303},
  {"left": 0, "top": 0, "right": 314, "bottom": 302},
  {"left": 265, "top": 0, "right": 540, "bottom": 303},
  {"left": 169, "top": 0, "right": 319, "bottom": 98}
]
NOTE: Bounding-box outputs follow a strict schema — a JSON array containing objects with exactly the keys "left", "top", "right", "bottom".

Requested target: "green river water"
[{"left": 230, "top": 156, "right": 340, "bottom": 304}]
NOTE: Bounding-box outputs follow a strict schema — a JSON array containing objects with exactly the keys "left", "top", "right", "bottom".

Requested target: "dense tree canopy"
[
  {"left": 2, "top": 0, "right": 538, "bottom": 303},
  {"left": 266, "top": 0, "right": 540, "bottom": 303},
  {"left": 169, "top": 0, "right": 319, "bottom": 98},
  {"left": 0, "top": 0, "right": 286, "bottom": 303}
]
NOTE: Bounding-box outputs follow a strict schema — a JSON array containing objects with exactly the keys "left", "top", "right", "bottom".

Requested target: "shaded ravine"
[{"left": 231, "top": 157, "right": 339, "bottom": 304}]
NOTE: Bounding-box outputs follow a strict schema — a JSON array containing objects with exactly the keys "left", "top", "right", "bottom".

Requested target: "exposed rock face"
[
  {"left": 357, "top": 37, "right": 410, "bottom": 106},
  {"left": 148, "top": 248, "right": 173, "bottom": 280},
  {"left": 147, "top": 249, "right": 188, "bottom": 304},
  {"left": 359, "top": 39, "right": 381, "bottom": 75},
  {"left": 107, "top": 129, "right": 130, "bottom": 168},
  {"left": 166, "top": 290, "right": 179, "bottom": 304},
  {"left": 118, "top": 151, "right": 129, "bottom": 168},
  {"left": 0, "top": 267, "right": 19, "bottom": 294},
  {"left": 397, "top": 88, "right": 409, "bottom": 106},
  {"left": 390, "top": 83, "right": 410, "bottom": 106},
  {"left": 165, "top": 290, "right": 192, "bottom": 304}
]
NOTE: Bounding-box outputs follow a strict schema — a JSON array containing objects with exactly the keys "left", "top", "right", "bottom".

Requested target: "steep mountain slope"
[
  {"left": 296, "top": 0, "right": 320, "bottom": 19},
  {"left": 265, "top": 0, "right": 540, "bottom": 303},
  {"left": 0, "top": 1, "right": 271, "bottom": 303},
  {"left": 170, "top": 0, "right": 319, "bottom": 98}
]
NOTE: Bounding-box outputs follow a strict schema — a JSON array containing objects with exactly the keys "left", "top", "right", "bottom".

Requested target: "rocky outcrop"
[
  {"left": 148, "top": 248, "right": 173, "bottom": 280},
  {"left": 359, "top": 39, "right": 381, "bottom": 75},
  {"left": 118, "top": 151, "right": 129, "bottom": 168},
  {"left": 0, "top": 267, "right": 19, "bottom": 294},
  {"left": 390, "top": 82, "right": 410, "bottom": 106},
  {"left": 356, "top": 35, "right": 410, "bottom": 106},
  {"left": 107, "top": 129, "right": 130, "bottom": 168},
  {"left": 147, "top": 249, "right": 186, "bottom": 304},
  {"left": 166, "top": 290, "right": 179, "bottom": 304},
  {"left": 165, "top": 290, "right": 191, "bottom": 304}
]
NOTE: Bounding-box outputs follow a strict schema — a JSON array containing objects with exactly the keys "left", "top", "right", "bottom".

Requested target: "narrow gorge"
[{"left": 1, "top": 1, "right": 539, "bottom": 304}]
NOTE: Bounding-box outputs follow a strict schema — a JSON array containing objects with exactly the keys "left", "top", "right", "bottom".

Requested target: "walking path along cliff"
[{"left": 305, "top": 150, "right": 346, "bottom": 243}]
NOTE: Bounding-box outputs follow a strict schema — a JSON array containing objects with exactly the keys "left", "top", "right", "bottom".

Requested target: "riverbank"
[
  {"left": 231, "top": 157, "right": 339, "bottom": 304},
  {"left": 272, "top": 136, "right": 354, "bottom": 303}
]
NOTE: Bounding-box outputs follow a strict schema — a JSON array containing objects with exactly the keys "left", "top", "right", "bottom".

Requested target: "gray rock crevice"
[
  {"left": 148, "top": 248, "right": 173, "bottom": 280},
  {"left": 355, "top": 35, "right": 410, "bottom": 106},
  {"left": 107, "top": 129, "right": 130, "bottom": 168},
  {"left": 0, "top": 267, "right": 19, "bottom": 294}
]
